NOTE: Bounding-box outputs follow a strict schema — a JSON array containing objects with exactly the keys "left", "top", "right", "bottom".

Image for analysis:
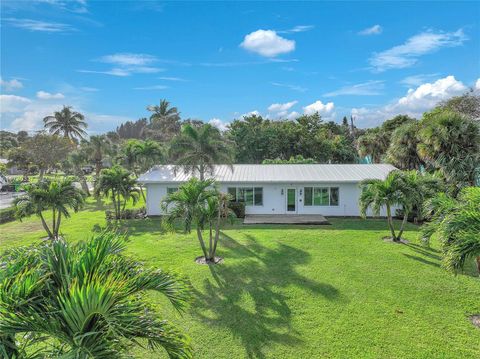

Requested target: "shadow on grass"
[
  {"left": 402, "top": 253, "right": 441, "bottom": 268},
  {"left": 190, "top": 233, "right": 341, "bottom": 358}
]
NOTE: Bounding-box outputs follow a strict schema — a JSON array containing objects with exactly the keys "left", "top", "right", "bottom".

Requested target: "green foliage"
[
  {"left": 146, "top": 99, "right": 181, "bottom": 142},
  {"left": 386, "top": 121, "right": 425, "bottom": 170},
  {"left": 0, "top": 231, "right": 192, "bottom": 358},
  {"left": 0, "top": 207, "right": 16, "bottom": 224},
  {"left": 228, "top": 201, "right": 246, "bottom": 218},
  {"left": 43, "top": 105, "right": 88, "bottom": 140},
  {"left": 422, "top": 187, "right": 480, "bottom": 274},
  {"left": 263, "top": 155, "right": 316, "bottom": 164}
]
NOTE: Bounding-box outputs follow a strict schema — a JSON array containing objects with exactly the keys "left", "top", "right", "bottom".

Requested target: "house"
[{"left": 138, "top": 164, "right": 396, "bottom": 217}]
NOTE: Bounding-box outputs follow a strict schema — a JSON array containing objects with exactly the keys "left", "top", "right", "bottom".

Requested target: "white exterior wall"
[{"left": 145, "top": 182, "right": 390, "bottom": 217}]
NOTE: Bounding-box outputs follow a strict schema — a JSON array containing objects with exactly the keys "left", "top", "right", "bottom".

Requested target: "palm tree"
[
  {"left": 418, "top": 111, "right": 480, "bottom": 192},
  {"left": 162, "top": 178, "right": 233, "bottom": 263},
  {"left": 95, "top": 165, "right": 140, "bottom": 219},
  {"left": 386, "top": 121, "right": 425, "bottom": 170},
  {"left": 43, "top": 106, "right": 88, "bottom": 140},
  {"left": 14, "top": 178, "right": 86, "bottom": 239},
  {"left": 359, "top": 171, "right": 411, "bottom": 242},
  {"left": 0, "top": 231, "right": 192, "bottom": 358},
  {"left": 135, "top": 140, "right": 164, "bottom": 172},
  {"left": 147, "top": 99, "right": 181, "bottom": 141},
  {"left": 87, "top": 135, "right": 111, "bottom": 177},
  {"left": 68, "top": 150, "right": 91, "bottom": 195},
  {"left": 356, "top": 128, "right": 389, "bottom": 163},
  {"left": 422, "top": 187, "right": 480, "bottom": 274},
  {"left": 169, "top": 124, "right": 233, "bottom": 180}
]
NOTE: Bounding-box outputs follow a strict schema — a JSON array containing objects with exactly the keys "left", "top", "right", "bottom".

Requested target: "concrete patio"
[{"left": 243, "top": 214, "right": 330, "bottom": 225}]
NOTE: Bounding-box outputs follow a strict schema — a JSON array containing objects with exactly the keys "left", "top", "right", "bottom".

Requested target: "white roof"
[{"left": 138, "top": 164, "right": 396, "bottom": 184}]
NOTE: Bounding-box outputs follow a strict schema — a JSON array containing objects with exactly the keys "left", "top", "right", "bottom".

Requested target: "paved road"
[{"left": 0, "top": 192, "right": 22, "bottom": 210}]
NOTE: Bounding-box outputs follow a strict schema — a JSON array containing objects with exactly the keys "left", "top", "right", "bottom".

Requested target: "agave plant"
[{"left": 0, "top": 231, "right": 192, "bottom": 358}]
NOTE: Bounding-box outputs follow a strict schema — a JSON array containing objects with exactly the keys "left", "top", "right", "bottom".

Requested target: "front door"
[{"left": 286, "top": 188, "right": 297, "bottom": 213}]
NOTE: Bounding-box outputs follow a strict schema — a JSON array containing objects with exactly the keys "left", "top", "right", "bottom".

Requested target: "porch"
[{"left": 243, "top": 214, "right": 330, "bottom": 225}]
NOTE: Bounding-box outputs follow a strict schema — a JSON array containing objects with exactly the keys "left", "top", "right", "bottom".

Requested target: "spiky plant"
[{"left": 0, "top": 231, "right": 192, "bottom": 358}]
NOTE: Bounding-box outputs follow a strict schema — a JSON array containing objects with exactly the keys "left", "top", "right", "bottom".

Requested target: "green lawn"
[{"left": 1, "top": 198, "right": 479, "bottom": 358}]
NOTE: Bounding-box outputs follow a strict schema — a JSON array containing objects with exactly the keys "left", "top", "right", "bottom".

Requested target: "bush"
[
  {"left": 229, "top": 201, "right": 245, "bottom": 218},
  {"left": 0, "top": 207, "right": 16, "bottom": 224},
  {"left": 106, "top": 207, "right": 146, "bottom": 220}
]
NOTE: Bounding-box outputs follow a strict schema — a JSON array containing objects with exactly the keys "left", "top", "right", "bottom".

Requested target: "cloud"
[
  {"left": 240, "top": 29, "right": 295, "bottom": 57},
  {"left": 35, "top": 0, "right": 89, "bottom": 13},
  {"left": 0, "top": 78, "right": 23, "bottom": 92},
  {"left": 209, "top": 118, "right": 228, "bottom": 131},
  {"left": 157, "top": 76, "right": 187, "bottom": 82},
  {"left": 2, "top": 18, "right": 76, "bottom": 32},
  {"left": 80, "top": 86, "right": 99, "bottom": 92},
  {"left": 351, "top": 75, "right": 468, "bottom": 127},
  {"left": 267, "top": 101, "right": 298, "bottom": 118},
  {"left": 79, "top": 53, "right": 163, "bottom": 76},
  {"left": 241, "top": 110, "right": 261, "bottom": 118},
  {"left": 303, "top": 100, "right": 335, "bottom": 117},
  {"left": 475, "top": 78, "right": 480, "bottom": 91},
  {"left": 323, "top": 80, "right": 384, "bottom": 97},
  {"left": 0, "top": 95, "right": 31, "bottom": 113},
  {"left": 370, "top": 29, "right": 467, "bottom": 72},
  {"left": 36, "top": 91, "right": 65, "bottom": 99},
  {"left": 278, "top": 25, "right": 314, "bottom": 34},
  {"left": 271, "top": 82, "right": 307, "bottom": 92},
  {"left": 133, "top": 85, "right": 168, "bottom": 90},
  {"left": 358, "top": 25, "right": 382, "bottom": 35},
  {"left": 399, "top": 74, "right": 439, "bottom": 87}
]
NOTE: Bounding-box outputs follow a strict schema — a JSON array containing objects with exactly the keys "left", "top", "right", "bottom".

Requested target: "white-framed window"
[
  {"left": 227, "top": 187, "right": 263, "bottom": 206},
  {"left": 304, "top": 187, "right": 339, "bottom": 206}
]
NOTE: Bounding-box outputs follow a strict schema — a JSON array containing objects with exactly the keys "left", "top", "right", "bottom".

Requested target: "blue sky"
[{"left": 1, "top": 1, "right": 479, "bottom": 134}]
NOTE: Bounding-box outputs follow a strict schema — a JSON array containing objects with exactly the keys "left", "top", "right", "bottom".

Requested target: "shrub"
[
  {"left": 229, "top": 201, "right": 245, "bottom": 218},
  {"left": 106, "top": 207, "right": 146, "bottom": 220},
  {"left": 0, "top": 207, "right": 16, "bottom": 224}
]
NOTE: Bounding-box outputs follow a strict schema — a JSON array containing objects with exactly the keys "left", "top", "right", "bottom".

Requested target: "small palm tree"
[
  {"left": 43, "top": 106, "right": 88, "bottom": 140},
  {"left": 0, "top": 231, "right": 192, "bottom": 358},
  {"left": 68, "top": 149, "right": 91, "bottom": 195},
  {"left": 359, "top": 171, "right": 411, "bottom": 242},
  {"left": 169, "top": 124, "right": 233, "bottom": 180},
  {"left": 162, "top": 178, "right": 232, "bottom": 263},
  {"left": 87, "top": 135, "right": 112, "bottom": 177},
  {"left": 95, "top": 165, "right": 140, "bottom": 219},
  {"left": 14, "top": 178, "right": 86, "bottom": 239},
  {"left": 422, "top": 187, "right": 480, "bottom": 274},
  {"left": 386, "top": 121, "right": 425, "bottom": 170}
]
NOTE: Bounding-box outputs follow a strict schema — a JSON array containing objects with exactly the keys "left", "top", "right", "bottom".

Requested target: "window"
[
  {"left": 304, "top": 187, "right": 313, "bottom": 206},
  {"left": 229, "top": 187, "right": 263, "bottom": 206},
  {"left": 167, "top": 187, "right": 178, "bottom": 194},
  {"left": 303, "top": 186, "right": 339, "bottom": 206}
]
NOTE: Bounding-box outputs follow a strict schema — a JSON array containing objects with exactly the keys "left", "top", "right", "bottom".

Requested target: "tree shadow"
[
  {"left": 190, "top": 233, "right": 341, "bottom": 358},
  {"left": 402, "top": 253, "right": 440, "bottom": 268}
]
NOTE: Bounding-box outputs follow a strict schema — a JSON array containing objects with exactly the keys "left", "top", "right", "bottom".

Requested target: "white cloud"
[
  {"left": 79, "top": 53, "right": 163, "bottom": 76},
  {"left": 278, "top": 25, "right": 314, "bottom": 34},
  {"left": 351, "top": 75, "right": 468, "bottom": 127},
  {"left": 0, "top": 95, "right": 31, "bottom": 113},
  {"left": 267, "top": 101, "right": 298, "bottom": 118},
  {"left": 80, "top": 87, "right": 99, "bottom": 92},
  {"left": 303, "top": 100, "right": 335, "bottom": 116},
  {"left": 36, "top": 91, "right": 65, "bottom": 100},
  {"left": 157, "top": 76, "right": 187, "bottom": 82},
  {"left": 324, "top": 80, "right": 384, "bottom": 97},
  {"left": 399, "top": 74, "right": 439, "bottom": 87},
  {"left": 240, "top": 29, "right": 295, "bottom": 57},
  {"left": 370, "top": 29, "right": 467, "bottom": 72},
  {"left": 133, "top": 85, "right": 168, "bottom": 90},
  {"left": 358, "top": 25, "right": 382, "bottom": 36},
  {"left": 3, "top": 18, "right": 75, "bottom": 32},
  {"left": 0, "top": 78, "right": 23, "bottom": 92},
  {"left": 209, "top": 118, "right": 228, "bottom": 131},
  {"left": 475, "top": 78, "right": 480, "bottom": 91},
  {"left": 99, "top": 53, "right": 156, "bottom": 66},
  {"left": 271, "top": 82, "right": 307, "bottom": 92},
  {"left": 241, "top": 110, "right": 261, "bottom": 118}
]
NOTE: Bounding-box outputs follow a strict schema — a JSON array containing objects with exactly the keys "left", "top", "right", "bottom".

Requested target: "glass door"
[{"left": 286, "top": 188, "right": 296, "bottom": 213}]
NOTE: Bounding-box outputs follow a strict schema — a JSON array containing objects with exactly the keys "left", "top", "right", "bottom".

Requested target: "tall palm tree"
[
  {"left": 14, "top": 178, "right": 86, "bottom": 239},
  {"left": 422, "top": 187, "right": 480, "bottom": 274},
  {"left": 386, "top": 121, "right": 425, "bottom": 170},
  {"left": 43, "top": 106, "right": 88, "bottom": 140},
  {"left": 169, "top": 124, "right": 233, "bottom": 180},
  {"left": 95, "top": 165, "right": 140, "bottom": 219},
  {"left": 356, "top": 128, "right": 389, "bottom": 163},
  {"left": 147, "top": 99, "right": 181, "bottom": 141},
  {"left": 87, "top": 135, "right": 111, "bottom": 177},
  {"left": 136, "top": 140, "right": 164, "bottom": 172},
  {"left": 0, "top": 231, "right": 192, "bottom": 358},
  {"left": 359, "top": 171, "right": 411, "bottom": 242}
]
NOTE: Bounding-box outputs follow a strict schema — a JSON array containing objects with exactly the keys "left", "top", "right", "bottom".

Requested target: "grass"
[{"left": 1, "top": 197, "right": 480, "bottom": 358}]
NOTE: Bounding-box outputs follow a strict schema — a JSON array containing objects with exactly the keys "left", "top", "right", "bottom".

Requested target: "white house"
[{"left": 138, "top": 164, "right": 396, "bottom": 217}]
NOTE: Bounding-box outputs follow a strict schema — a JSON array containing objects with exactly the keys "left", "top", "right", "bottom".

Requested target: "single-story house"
[{"left": 138, "top": 164, "right": 396, "bottom": 217}]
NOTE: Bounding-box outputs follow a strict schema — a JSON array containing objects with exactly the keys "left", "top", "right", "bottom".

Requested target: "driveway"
[{"left": 0, "top": 192, "right": 22, "bottom": 210}]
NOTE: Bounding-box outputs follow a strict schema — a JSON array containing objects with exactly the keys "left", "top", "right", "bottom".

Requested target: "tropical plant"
[
  {"left": 386, "top": 121, "right": 425, "bottom": 170},
  {"left": 87, "top": 135, "right": 112, "bottom": 177},
  {"left": 162, "top": 178, "right": 233, "bottom": 263},
  {"left": 147, "top": 99, "right": 181, "bottom": 141},
  {"left": 418, "top": 111, "right": 480, "bottom": 192},
  {"left": 0, "top": 231, "right": 192, "bottom": 358},
  {"left": 169, "top": 123, "right": 233, "bottom": 180},
  {"left": 43, "top": 105, "right": 88, "bottom": 140},
  {"left": 359, "top": 171, "right": 413, "bottom": 242},
  {"left": 356, "top": 128, "right": 389, "bottom": 163},
  {"left": 422, "top": 187, "right": 480, "bottom": 274},
  {"left": 14, "top": 178, "right": 86, "bottom": 239},
  {"left": 68, "top": 149, "right": 91, "bottom": 195},
  {"left": 94, "top": 165, "right": 140, "bottom": 219},
  {"left": 135, "top": 140, "right": 164, "bottom": 173}
]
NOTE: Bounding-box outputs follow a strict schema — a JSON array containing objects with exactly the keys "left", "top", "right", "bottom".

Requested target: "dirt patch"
[
  {"left": 382, "top": 236, "right": 409, "bottom": 244},
  {"left": 195, "top": 256, "right": 224, "bottom": 265},
  {"left": 470, "top": 315, "right": 480, "bottom": 329}
]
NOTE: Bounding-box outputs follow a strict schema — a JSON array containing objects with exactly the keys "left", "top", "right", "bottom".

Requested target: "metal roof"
[{"left": 138, "top": 164, "right": 397, "bottom": 184}]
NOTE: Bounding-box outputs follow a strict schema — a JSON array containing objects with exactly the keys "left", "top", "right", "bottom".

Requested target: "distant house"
[{"left": 138, "top": 164, "right": 396, "bottom": 217}]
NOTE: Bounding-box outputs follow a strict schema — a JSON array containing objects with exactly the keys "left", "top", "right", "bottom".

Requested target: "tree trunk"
[
  {"left": 95, "top": 159, "right": 102, "bottom": 177},
  {"left": 397, "top": 211, "right": 409, "bottom": 241},
  {"left": 199, "top": 163, "right": 205, "bottom": 181},
  {"left": 386, "top": 204, "right": 398, "bottom": 241},
  {"left": 39, "top": 168, "right": 45, "bottom": 181},
  {"left": 476, "top": 256, "right": 480, "bottom": 275},
  {"left": 208, "top": 223, "right": 213, "bottom": 260},
  {"left": 212, "top": 204, "right": 222, "bottom": 259},
  {"left": 39, "top": 212, "right": 54, "bottom": 239},
  {"left": 55, "top": 212, "right": 62, "bottom": 238},
  {"left": 76, "top": 168, "right": 90, "bottom": 196},
  {"left": 52, "top": 208, "right": 56, "bottom": 239},
  {"left": 196, "top": 227, "right": 209, "bottom": 260}
]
